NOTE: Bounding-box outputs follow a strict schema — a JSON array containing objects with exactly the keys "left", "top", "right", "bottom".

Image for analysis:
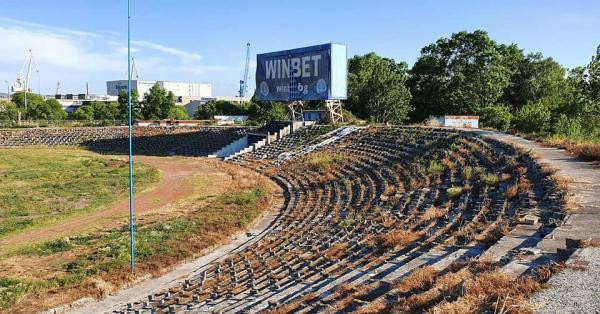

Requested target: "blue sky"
[{"left": 1, "top": 0, "right": 599, "bottom": 96}]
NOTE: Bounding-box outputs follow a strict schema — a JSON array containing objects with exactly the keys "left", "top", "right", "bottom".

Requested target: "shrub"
[
  {"left": 447, "top": 186, "right": 463, "bottom": 198},
  {"left": 554, "top": 114, "right": 583, "bottom": 139},
  {"left": 427, "top": 160, "right": 444, "bottom": 175},
  {"left": 481, "top": 174, "right": 498, "bottom": 186},
  {"left": 477, "top": 104, "right": 512, "bottom": 131},
  {"left": 512, "top": 102, "right": 552, "bottom": 134},
  {"left": 462, "top": 167, "right": 473, "bottom": 180},
  {"left": 304, "top": 152, "right": 346, "bottom": 172}
]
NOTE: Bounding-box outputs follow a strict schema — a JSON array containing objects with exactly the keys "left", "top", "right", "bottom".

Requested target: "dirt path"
[{"left": 0, "top": 156, "right": 231, "bottom": 249}]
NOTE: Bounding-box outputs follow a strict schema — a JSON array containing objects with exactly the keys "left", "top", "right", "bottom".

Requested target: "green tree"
[
  {"left": 0, "top": 100, "right": 18, "bottom": 120},
  {"left": 117, "top": 89, "right": 142, "bottom": 120},
  {"left": 477, "top": 104, "right": 512, "bottom": 131},
  {"left": 348, "top": 53, "right": 412, "bottom": 123},
  {"left": 503, "top": 53, "right": 568, "bottom": 109},
  {"left": 408, "top": 30, "right": 521, "bottom": 121},
  {"left": 92, "top": 101, "right": 121, "bottom": 120},
  {"left": 27, "top": 98, "right": 67, "bottom": 120},
  {"left": 11, "top": 91, "right": 45, "bottom": 119},
  {"left": 348, "top": 53, "right": 382, "bottom": 119},
  {"left": 512, "top": 101, "right": 552, "bottom": 134},
  {"left": 588, "top": 44, "right": 600, "bottom": 101},
  {"left": 168, "top": 106, "right": 190, "bottom": 120},
  {"left": 72, "top": 105, "right": 94, "bottom": 120},
  {"left": 195, "top": 100, "right": 217, "bottom": 119},
  {"left": 194, "top": 100, "right": 245, "bottom": 120},
  {"left": 141, "top": 84, "right": 176, "bottom": 120},
  {"left": 245, "top": 98, "right": 287, "bottom": 124}
]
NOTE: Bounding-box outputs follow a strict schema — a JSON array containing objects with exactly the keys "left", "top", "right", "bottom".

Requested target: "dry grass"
[
  {"left": 381, "top": 215, "right": 396, "bottom": 228},
  {"left": 264, "top": 293, "right": 318, "bottom": 314},
  {"left": 518, "top": 177, "right": 532, "bottom": 192},
  {"left": 543, "top": 137, "right": 600, "bottom": 162},
  {"left": 506, "top": 184, "right": 518, "bottom": 200},
  {"left": 392, "top": 270, "right": 472, "bottom": 313},
  {"left": 420, "top": 207, "right": 446, "bottom": 222},
  {"left": 581, "top": 238, "right": 600, "bottom": 248},
  {"left": 350, "top": 298, "right": 387, "bottom": 314},
  {"left": 325, "top": 242, "right": 350, "bottom": 260},
  {"left": 548, "top": 174, "right": 577, "bottom": 213},
  {"left": 393, "top": 267, "right": 438, "bottom": 293},
  {"left": 474, "top": 221, "right": 510, "bottom": 246},
  {"left": 431, "top": 271, "right": 543, "bottom": 314},
  {"left": 500, "top": 173, "right": 512, "bottom": 182},
  {"left": 377, "top": 230, "right": 420, "bottom": 249},
  {"left": 5, "top": 163, "right": 280, "bottom": 313},
  {"left": 441, "top": 158, "right": 456, "bottom": 170}
]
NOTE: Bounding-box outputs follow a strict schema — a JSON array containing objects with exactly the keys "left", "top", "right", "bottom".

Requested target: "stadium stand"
[
  {"left": 0, "top": 126, "right": 253, "bottom": 156},
  {"left": 110, "top": 126, "right": 566, "bottom": 313}
]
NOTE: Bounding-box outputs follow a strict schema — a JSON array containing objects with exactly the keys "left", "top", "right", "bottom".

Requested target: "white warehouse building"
[{"left": 106, "top": 80, "right": 212, "bottom": 103}]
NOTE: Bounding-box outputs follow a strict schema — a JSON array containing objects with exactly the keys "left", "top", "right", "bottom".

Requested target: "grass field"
[
  {"left": 0, "top": 148, "right": 160, "bottom": 237},
  {"left": 0, "top": 150, "right": 277, "bottom": 313}
]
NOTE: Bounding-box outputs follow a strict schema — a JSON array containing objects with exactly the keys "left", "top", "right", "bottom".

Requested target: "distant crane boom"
[
  {"left": 13, "top": 49, "right": 39, "bottom": 93},
  {"left": 131, "top": 57, "right": 139, "bottom": 80},
  {"left": 239, "top": 43, "right": 250, "bottom": 98}
]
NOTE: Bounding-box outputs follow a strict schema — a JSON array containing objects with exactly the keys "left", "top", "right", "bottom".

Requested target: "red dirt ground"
[{"left": 0, "top": 156, "right": 232, "bottom": 248}]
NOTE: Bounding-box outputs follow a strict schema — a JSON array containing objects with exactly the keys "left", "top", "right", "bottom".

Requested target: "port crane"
[
  {"left": 238, "top": 43, "right": 250, "bottom": 98},
  {"left": 131, "top": 57, "right": 139, "bottom": 80},
  {"left": 12, "top": 49, "right": 40, "bottom": 119},
  {"left": 12, "top": 49, "right": 39, "bottom": 94}
]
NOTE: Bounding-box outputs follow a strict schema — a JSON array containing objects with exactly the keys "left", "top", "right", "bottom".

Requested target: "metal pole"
[{"left": 127, "top": 0, "right": 135, "bottom": 273}]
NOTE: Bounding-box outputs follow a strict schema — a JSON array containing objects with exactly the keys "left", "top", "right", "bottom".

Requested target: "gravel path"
[
  {"left": 473, "top": 130, "right": 600, "bottom": 313},
  {"left": 531, "top": 248, "right": 600, "bottom": 313}
]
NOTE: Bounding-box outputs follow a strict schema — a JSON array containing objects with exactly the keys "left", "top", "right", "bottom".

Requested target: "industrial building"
[{"left": 106, "top": 80, "right": 212, "bottom": 103}]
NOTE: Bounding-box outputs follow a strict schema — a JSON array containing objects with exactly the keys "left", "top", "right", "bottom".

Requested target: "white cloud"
[
  {"left": 0, "top": 25, "right": 122, "bottom": 72},
  {"left": 131, "top": 40, "right": 203, "bottom": 62},
  {"left": 0, "top": 17, "right": 104, "bottom": 39},
  {"left": 0, "top": 17, "right": 231, "bottom": 94}
]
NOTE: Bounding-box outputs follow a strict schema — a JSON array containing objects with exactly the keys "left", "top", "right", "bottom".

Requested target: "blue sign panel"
[{"left": 255, "top": 43, "right": 347, "bottom": 101}]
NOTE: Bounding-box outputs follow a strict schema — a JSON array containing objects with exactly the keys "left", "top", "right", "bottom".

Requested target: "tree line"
[
  {"left": 0, "top": 84, "right": 190, "bottom": 122},
  {"left": 1, "top": 29, "right": 598, "bottom": 142},
  {"left": 73, "top": 84, "right": 189, "bottom": 121},
  {"left": 346, "top": 30, "right": 600, "bottom": 142}
]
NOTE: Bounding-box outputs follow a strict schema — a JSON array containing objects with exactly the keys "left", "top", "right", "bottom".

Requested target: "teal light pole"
[{"left": 127, "top": 0, "right": 135, "bottom": 273}]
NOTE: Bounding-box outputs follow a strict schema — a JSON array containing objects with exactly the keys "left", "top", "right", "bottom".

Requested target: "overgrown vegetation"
[
  {"left": 0, "top": 148, "right": 159, "bottom": 236},
  {"left": 1, "top": 183, "right": 272, "bottom": 312},
  {"left": 481, "top": 173, "right": 499, "bottom": 186},
  {"left": 447, "top": 186, "right": 463, "bottom": 198},
  {"left": 302, "top": 152, "right": 347, "bottom": 172}
]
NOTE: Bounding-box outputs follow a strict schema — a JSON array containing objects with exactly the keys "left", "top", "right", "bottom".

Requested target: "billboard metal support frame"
[
  {"left": 287, "top": 100, "right": 304, "bottom": 121},
  {"left": 326, "top": 100, "right": 344, "bottom": 124}
]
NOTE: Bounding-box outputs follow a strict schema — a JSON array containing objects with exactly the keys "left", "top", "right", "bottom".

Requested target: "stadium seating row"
[
  {"left": 0, "top": 126, "right": 252, "bottom": 156},
  {"left": 114, "top": 125, "right": 565, "bottom": 313}
]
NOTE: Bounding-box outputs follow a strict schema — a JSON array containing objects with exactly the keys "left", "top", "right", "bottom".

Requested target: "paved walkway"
[{"left": 474, "top": 130, "right": 600, "bottom": 313}]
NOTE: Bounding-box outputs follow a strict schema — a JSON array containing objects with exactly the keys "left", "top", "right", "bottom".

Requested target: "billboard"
[{"left": 255, "top": 43, "right": 347, "bottom": 101}]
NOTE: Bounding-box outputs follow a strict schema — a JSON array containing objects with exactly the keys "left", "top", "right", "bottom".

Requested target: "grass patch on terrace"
[
  {"left": 446, "top": 186, "right": 463, "bottom": 198},
  {"left": 0, "top": 148, "right": 159, "bottom": 237},
  {"left": 302, "top": 152, "right": 347, "bottom": 172}
]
